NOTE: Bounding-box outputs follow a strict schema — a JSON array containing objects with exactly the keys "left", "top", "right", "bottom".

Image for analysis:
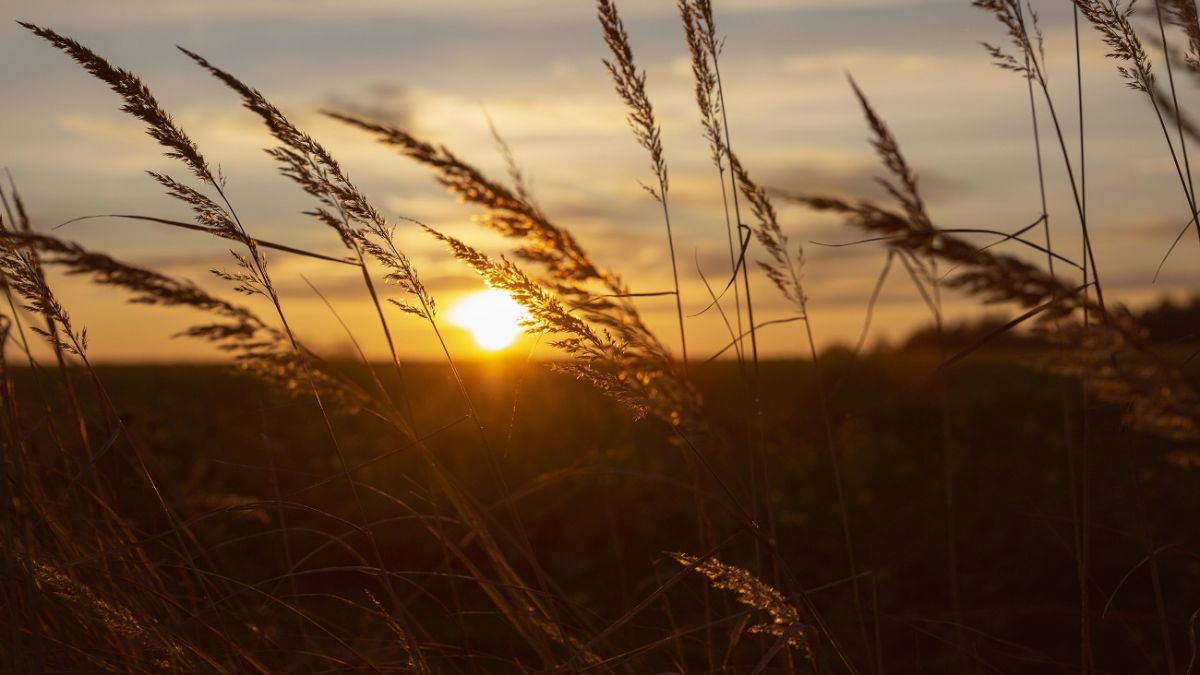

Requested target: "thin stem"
[
  {"left": 211, "top": 181, "right": 414, "bottom": 647},
  {"left": 708, "top": 18, "right": 771, "bottom": 578},
  {"left": 1154, "top": 0, "right": 1200, "bottom": 251},
  {"left": 803, "top": 308, "right": 871, "bottom": 669},
  {"left": 1072, "top": 10, "right": 1096, "bottom": 672},
  {"left": 1013, "top": 4, "right": 1106, "bottom": 317},
  {"left": 716, "top": 168, "right": 746, "bottom": 362},
  {"left": 660, "top": 193, "right": 690, "bottom": 373}
]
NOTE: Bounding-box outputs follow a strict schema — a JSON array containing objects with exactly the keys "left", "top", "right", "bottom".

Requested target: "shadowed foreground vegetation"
[{"left": 5, "top": 348, "right": 1199, "bottom": 672}]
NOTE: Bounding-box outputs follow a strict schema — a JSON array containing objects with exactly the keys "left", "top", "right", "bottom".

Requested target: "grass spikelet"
[
  {"left": 351, "top": 230, "right": 435, "bottom": 319},
  {"left": 424, "top": 224, "right": 701, "bottom": 424},
  {"left": 1, "top": 230, "right": 369, "bottom": 411},
  {"left": 146, "top": 172, "right": 239, "bottom": 238},
  {"left": 31, "top": 558, "right": 185, "bottom": 668},
  {"left": 596, "top": 0, "right": 667, "bottom": 195},
  {"left": 20, "top": 25, "right": 290, "bottom": 330},
  {"left": 326, "top": 112, "right": 609, "bottom": 289},
  {"left": 331, "top": 112, "right": 702, "bottom": 426},
  {"left": 789, "top": 81, "right": 1078, "bottom": 314},
  {"left": 1037, "top": 312, "right": 1200, "bottom": 440},
  {"left": 179, "top": 48, "right": 391, "bottom": 241},
  {"left": 679, "top": 0, "right": 726, "bottom": 171},
  {"left": 596, "top": 0, "right": 689, "bottom": 369},
  {"left": 18, "top": 23, "right": 213, "bottom": 182},
  {"left": 1071, "top": 0, "right": 1154, "bottom": 91},
  {"left": 177, "top": 50, "right": 439, "bottom": 422},
  {"left": 679, "top": 0, "right": 753, "bottom": 367},
  {"left": 973, "top": 0, "right": 1041, "bottom": 78},
  {"left": 670, "top": 552, "right": 812, "bottom": 656},
  {"left": 790, "top": 186, "right": 1200, "bottom": 442},
  {"left": 1163, "top": 0, "right": 1200, "bottom": 71},
  {"left": 730, "top": 154, "right": 807, "bottom": 311},
  {"left": 365, "top": 590, "right": 430, "bottom": 675},
  {"left": 793, "top": 193, "right": 1079, "bottom": 310},
  {"left": 0, "top": 217, "right": 86, "bottom": 356},
  {"left": 783, "top": 83, "right": 1200, "bottom": 445},
  {"left": 847, "top": 76, "right": 932, "bottom": 232}
]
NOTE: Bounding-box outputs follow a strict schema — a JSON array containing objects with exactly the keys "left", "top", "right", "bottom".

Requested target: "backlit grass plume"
[
  {"left": 678, "top": 0, "right": 754, "bottom": 365},
  {"left": 1164, "top": 0, "right": 1200, "bottom": 71},
  {"left": 670, "top": 552, "right": 812, "bottom": 656},
  {"left": 597, "top": 0, "right": 690, "bottom": 369},
  {"left": 20, "top": 23, "right": 280, "bottom": 322},
  {"left": 1054, "top": 2, "right": 1200, "bottom": 265},
  {"left": 0, "top": 229, "right": 369, "bottom": 411},
  {"left": 730, "top": 154, "right": 806, "bottom": 311},
  {"left": 786, "top": 81, "right": 1079, "bottom": 314},
  {"left": 55, "top": 40, "right": 589, "bottom": 661},
  {"left": 1038, "top": 312, "right": 1200, "bottom": 441},
  {"left": 0, "top": 210, "right": 86, "bottom": 357},
  {"left": 179, "top": 49, "right": 437, "bottom": 394},
  {"left": 597, "top": 0, "right": 667, "bottom": 197},
  {"left": 178, "top": 48, "right": 381, "bottom": 236},
  {"left": 787, "top": 81, "right": 1200, "bottom": 443},
  {"left": 679, "top": 0, "right": 726, "bottom": 174},
  {"left": 1071, "top": 0, "right": 1154, "bottom": 92},
  {"left": 328, "top": 113, "right": 701, "bottom": 427},
  {"left": 425, "top": 225, "right": 701, "bottom": 425},
  {"left": 972, "top": 0, "right": 1043, "bottom": 80},
  {"left": 30, "top": 557, "right": 185, "bottom": 669},
  {"left": 325, "top": 113, "right": 630, "bottom": 310},
  {"left": 16, "top": 23, "right": 212, "bottom": 182}
]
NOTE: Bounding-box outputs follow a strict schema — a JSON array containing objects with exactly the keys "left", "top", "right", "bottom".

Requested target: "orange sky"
[{"left": 3, "top": 0, "right": 1199, "bottom": 362}]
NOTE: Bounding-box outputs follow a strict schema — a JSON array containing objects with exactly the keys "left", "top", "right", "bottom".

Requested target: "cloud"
[
  {"left": 757, "top": 158, "right": 964, "bottom": 205},
  {"left": 323, "top": 83, "right": 412, "bottom": 128},
  {"left": 6, "top": 0, "right": 944, "bottom": 27},
  {"left": 56, "top": 113, "right": 145, "bottom": 144},
  {"left": 783, "top": 50, "right": 939, "bottom": 75}
]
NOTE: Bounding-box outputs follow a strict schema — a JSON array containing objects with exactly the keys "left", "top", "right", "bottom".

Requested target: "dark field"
[{"left": 9, "top": 353, "right": 1197, "bottom": 673}]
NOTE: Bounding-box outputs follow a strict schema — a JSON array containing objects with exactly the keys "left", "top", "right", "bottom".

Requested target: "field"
[
  {"left": 5, "top": 1, "right": 1200, "bottom": 673},
  {"left": 6, "top": 352, "right": 1199, "bottom": 673}
]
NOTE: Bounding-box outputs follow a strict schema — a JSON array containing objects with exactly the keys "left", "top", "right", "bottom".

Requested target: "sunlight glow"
[{"left": 447, "top": 289, "right": 529, "bottom": 351}]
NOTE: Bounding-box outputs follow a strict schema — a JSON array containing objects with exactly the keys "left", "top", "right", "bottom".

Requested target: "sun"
[{"left": 447, "top": 289, "right": 530, "bottom": 352}]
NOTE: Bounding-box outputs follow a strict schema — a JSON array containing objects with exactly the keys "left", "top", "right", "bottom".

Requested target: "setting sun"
[{"left": 447, "top": 289, "right": 529, "bottom": 351}]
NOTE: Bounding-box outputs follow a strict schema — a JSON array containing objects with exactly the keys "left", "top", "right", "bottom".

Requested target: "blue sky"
[{"left": 2, "top": 0, "right": 1197, "bottom": 361}]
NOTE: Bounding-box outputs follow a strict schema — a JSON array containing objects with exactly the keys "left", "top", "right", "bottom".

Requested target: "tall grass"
[{"left": 3, "top": 3, "right": 1200, "bottom": 673}]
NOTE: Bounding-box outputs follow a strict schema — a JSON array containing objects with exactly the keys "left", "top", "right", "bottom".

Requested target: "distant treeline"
[{"left": 895, "top": 295, "right": 1200, "bottom": 353}]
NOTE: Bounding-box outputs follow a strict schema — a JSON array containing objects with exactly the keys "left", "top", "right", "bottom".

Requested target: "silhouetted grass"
[{"left": 4, "top": 5, "right": 1200, "bottom": 673}]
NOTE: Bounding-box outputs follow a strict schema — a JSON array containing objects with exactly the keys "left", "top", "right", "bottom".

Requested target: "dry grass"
[{"left": 3, "top": 4, "right": 1200, "bottom": 673}]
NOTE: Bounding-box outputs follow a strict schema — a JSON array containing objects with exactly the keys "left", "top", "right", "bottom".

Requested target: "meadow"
[{"left": 3, "top": 1, "right": 1200, "bottom": 673}]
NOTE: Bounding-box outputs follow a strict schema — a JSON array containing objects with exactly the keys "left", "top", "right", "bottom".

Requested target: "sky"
[{"left": 2, "top": 0, "right": 1199, "bottom": 362}]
